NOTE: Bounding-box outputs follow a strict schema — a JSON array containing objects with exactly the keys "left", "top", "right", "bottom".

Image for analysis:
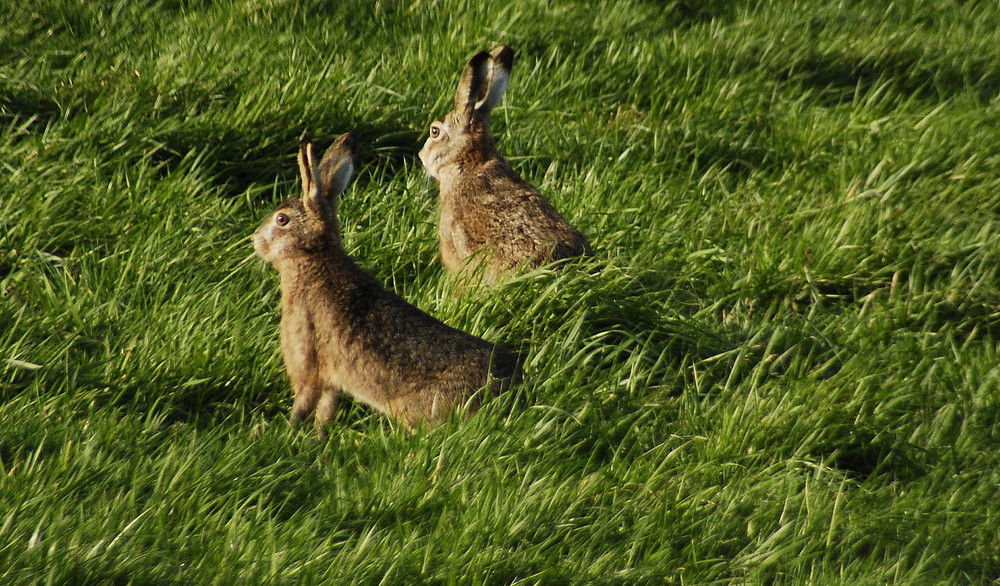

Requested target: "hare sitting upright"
[
  {"left": 253, "top": 133, "right": 520, "bottom": 437},
  {"left": 419, "top": 46, "right": 592, "bottom": 283}
]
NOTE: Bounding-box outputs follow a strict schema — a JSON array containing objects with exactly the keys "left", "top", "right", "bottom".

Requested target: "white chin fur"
[
  {"left": 252, "top": 232, "right": 274, "bottom": 261},
  {"left": 418, "top": 142, "right": 439, "bottom": 179}
]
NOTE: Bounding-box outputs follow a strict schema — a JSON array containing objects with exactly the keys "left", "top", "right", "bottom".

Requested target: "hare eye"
[
  {"left": 429, "top": 125, "right": 441, "bottom": 139},
  {"left": 275, "top": 213, "right": 290, "bottom": 226}
]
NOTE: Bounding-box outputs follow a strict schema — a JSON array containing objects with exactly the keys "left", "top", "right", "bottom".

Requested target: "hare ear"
[
  {"left": 319, "top": 132, "right": 356, "bottom": 200},
  {"left": 453, "top": 51, "right": 492, "bottom": 115},
  {"left": 298, "top": 140, "right": 323, "bottom": 215},
  {"left": 476, "top": 46, "right": 514, "bottom": 114}
]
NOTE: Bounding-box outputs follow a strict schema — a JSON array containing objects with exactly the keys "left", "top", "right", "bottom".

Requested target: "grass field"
[{"left": 3, "top": 0, "right": 1000, "bottom": 583}]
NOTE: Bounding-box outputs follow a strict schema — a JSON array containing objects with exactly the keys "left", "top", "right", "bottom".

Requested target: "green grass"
[{"left": 3, "top": 0, "right": 1000, "bottom": 583}]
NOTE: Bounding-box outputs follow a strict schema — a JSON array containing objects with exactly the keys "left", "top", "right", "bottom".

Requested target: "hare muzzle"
[
  {"left": 418, "top": 121, "right": 450, "bottom": 179},
  {"left": 252, "top": 229, "right": 269, "bottom": 259}
]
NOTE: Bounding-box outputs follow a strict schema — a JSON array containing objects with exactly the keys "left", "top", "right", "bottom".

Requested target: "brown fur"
[
  {"left": 419, "top": 46, "right": 592, "bottom": 283},
  {"left": 253, "top": 133, "right": 520, "bottom": 437}
]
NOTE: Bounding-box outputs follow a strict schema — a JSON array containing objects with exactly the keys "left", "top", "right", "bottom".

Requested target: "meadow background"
[{"left": 2, "top": 0, "right": 1000, "bottom": 583}]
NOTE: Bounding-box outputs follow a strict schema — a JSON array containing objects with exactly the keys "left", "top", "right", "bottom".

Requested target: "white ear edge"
[
  {"left": 476, "top": 62, "right": 510, "bottom": 111},
  {"left": 299, "top": 142, "right": 321, "bottom": 201}
]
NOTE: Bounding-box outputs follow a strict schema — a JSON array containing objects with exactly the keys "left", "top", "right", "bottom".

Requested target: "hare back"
[
  {"left": 280, "top": 263, "right": 518, "bottom": 423},
  {"left": 442, "top": 175, "right": 591, "bottom": 271}
]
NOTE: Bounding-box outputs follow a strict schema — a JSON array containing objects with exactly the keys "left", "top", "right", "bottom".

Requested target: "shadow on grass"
[
  {"left": 49, "top": 565, "right": 185, "bottom": 586},
  {"left": 0, "top": 82, "right": 62, "bottom": 133},
  {"left": 147, "top": 118, "right": 423, "bottom": 197},
  {"left": 811, "top": 425, "right": 931, "bottom": 482},
  {"left": 495, "top": 259, "right": 734, "bottom": 367},
  {"left": 739, "top": 261, "right": 1000, "bottom": 343},
  {"left": 683, "top": 130, "right": 784, "bottom": 180},
  {"left": 641, "top": 0, "right": 750, "bottom": 27},
  {"left": 778, "top": 47, "right": 1000, "bottom": 105}
]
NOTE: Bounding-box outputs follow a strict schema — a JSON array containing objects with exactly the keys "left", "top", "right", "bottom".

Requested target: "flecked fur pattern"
[
  {"left": 253, "top": 133, "right": 521, "bottom": 436},
  {"left": 419, "top": 46, "right": 592, "bottom": 283}
]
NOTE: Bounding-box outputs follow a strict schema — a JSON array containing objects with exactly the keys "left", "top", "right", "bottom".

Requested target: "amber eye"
[
  {"left": 429, "top": 125, "right": 441, "bottom": 138},
  {"left": 275, "top": 213, "right": 290, "bottom": 226}
]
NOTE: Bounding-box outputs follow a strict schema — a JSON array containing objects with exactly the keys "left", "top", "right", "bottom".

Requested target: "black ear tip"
[
  {"left": 468, "top": 50, "right": 492, "bottom": 67},
  {"left": 492, "top": 46, "right": 514, "bottom": 67},
  {"left": 299, "top": 137, "right": 315, "bottom": 159},
  {"left": 332, "top": 132, "right": 356, "bottom": 154}
]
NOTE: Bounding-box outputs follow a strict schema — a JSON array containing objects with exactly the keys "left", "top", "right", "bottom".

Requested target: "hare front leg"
[
  {"left": 313, "top": 387, "right": 339, "bottom": 440},
  {"left": 289, "top": 380, "right": 321, "bottom": 424},
  {"left": 288, "top": 383, "right": 339, "bottom": 439}
]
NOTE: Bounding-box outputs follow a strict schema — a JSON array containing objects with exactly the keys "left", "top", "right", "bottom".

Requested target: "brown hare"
[
  {"left": 253, "top": 133, "right": 520, "bottom": 437},
  {"left": 419, "top": 46, "right": 592, "bottom": 283}
]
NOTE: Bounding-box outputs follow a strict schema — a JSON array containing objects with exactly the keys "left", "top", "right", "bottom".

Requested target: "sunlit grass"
[{"left": 2, "top": 0, "right": 999, "bottom": 583}]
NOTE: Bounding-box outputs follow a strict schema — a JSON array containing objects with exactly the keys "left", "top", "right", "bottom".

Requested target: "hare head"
[
  {"left": 253, "top": 133, "right": 356, "bottom": 262},
  {"left": 419, "top": 46, "right": 514, "bottom": 181}
]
